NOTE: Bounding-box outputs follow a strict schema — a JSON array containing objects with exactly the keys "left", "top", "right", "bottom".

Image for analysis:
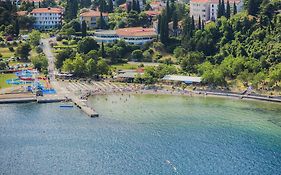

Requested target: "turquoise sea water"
[{"left": 0, "top": 94, "right": 281, "bottom": 174}]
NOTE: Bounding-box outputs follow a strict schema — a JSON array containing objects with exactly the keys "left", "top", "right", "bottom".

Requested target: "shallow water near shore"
[{"left": 0, "top": 94, "right": 281, "bottom": 174}]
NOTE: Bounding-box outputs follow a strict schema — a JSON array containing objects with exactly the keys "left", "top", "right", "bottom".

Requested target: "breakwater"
[{"left": 0, "top": 94, "right": 99, "bottom": 117}]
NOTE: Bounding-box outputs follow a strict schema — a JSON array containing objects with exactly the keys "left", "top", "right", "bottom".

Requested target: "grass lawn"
[
  {"left": 0, "top": 47, "right": 15, "bottom": 59},
  {"left": 111, "top": 63, "right": 139, "bottom": 70},
  {"left": 30, "top": 49, "right": 39, "bottom": 60},
  {"left": 0, "top": 73, "right": 17, "bottom": 89}
]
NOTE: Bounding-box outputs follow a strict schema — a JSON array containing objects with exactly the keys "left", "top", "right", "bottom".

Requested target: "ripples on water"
[{"left": 0, "top": 94, "right": 281, "bottom": 175}]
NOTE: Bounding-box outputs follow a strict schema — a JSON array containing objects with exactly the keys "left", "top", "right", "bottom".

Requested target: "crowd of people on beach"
[{"left": 75, "top": 81, "right": 196, "bottom": 100}]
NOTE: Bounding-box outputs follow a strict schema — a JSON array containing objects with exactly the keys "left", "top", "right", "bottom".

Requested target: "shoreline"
[
  {"left": 89, "top": 89, "right": 281, "bottom": 104},
  {"left": 0, "top": 87, "right": 280, "bottom": 105}
]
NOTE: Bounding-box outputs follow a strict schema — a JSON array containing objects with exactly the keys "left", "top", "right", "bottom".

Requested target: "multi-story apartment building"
[
  {"left": 190, "top": 0, "right": 210, "bottom": 22},
  {"left": 94, "top": 27, "right": 157, "bottom": 45},
  {"left": 80, "top": 10, "right": 108, "bottom": 29},
  {"left": 30, "top": 7, "right": 63, "bottom": 30},
  {"left": 209, "top": 0, "right": 243, "bottom": 20},
  {"left": 190, "top": 0, "right": 243, "bottom": 22}
]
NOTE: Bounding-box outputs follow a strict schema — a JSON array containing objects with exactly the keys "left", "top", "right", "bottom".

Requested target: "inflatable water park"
[{"left": 6, "top": 70, "right": 56, "bottom": 95}]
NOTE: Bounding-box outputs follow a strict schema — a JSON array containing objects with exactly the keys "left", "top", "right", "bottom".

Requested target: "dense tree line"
[{"left": 174, "top": 0, "right": 281, "bottom": 89}]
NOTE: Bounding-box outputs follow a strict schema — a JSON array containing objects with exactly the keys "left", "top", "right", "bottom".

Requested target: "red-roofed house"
[
  {"left": 150, "top": 1, "right": 165, "bottom": 11},
  {"left": 94, "top": 27, "right": 157, "bottom": 45},
  {"left": 144, "top": 10, "right": 161, "bottom": 17},
  {"left": 30, "top": 7, "right": 63, "bottom": 30},
  {"left": 80, "top": 10, "right": 108, "bottom": 29},
  {"left": 16, "top": 11, "right": 28, "bottom": 16}
]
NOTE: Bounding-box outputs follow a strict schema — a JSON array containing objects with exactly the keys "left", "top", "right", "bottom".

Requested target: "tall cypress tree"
[
  {"left": 201, "top": 20, "right": 204, "bottom": 30},
  {"left": 65, "top": 0, "right": 78, "bottom": 21},
  {"left": 181, "top": 16, "right": 192, "bottom": 50},
  {"left": 198, "top": 16, "right": 201, "bottom": 30},
  {"left": 160, "top": 10, "right": 168, "bottom": 44},
  {"left": 101, "top": 42, "right": 105, "bottom": 58},
  {"left": 217, "top": 0, "right": 222, "bottom": 18},
  {"left": 81, "top": 20, "right": 87, "bottom": 37},
  {"left": 191, "top": 15, "right": 195, "bottom": 32},
  {"left": 14, "top": 19, "right": 19, "bottom": 36},
  {"left": 98, "top": 11, "right": 106, "bottom": 29},
  {"left": 221, "top": 0, "right": 225, "bottom": 16},
  {"left": 172, "top": 12, "right": 178, "bottom": 30},
  {"left": 233, "top": 2, "right": 237, "bottom": 15},
  {"left": 248, "top": 0, "right": 259, "bottom": 16},
  {"left": 226, "top": 0, "right": 231, "bottom": 18},
  {"left": 107, "top": 0, "right": 113, "bottom": 13},
  {"left": 99, "top": 0, "right": 106, "bottom": 12},
  {"left": 136, "top": 0, "right": 141, "bottom": 13},
  {"left": 166, "top": 0, "right": 170, "bottom": 21},
  {"left": 131, "top": 0, "right": 136, "bottom": 11},
  {"left": 170, "top": 0, "right": 175, "bottom": 16},
  {"left": 157, "top": 15, "right": 162, "bottom": 34}
]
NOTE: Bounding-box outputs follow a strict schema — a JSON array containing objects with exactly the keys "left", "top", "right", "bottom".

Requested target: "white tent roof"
[{"left": 162, "top": 75, "right": 202, "bottom": 83}]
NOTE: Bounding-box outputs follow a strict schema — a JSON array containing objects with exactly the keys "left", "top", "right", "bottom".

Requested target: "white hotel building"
[
  {"left": 190, "top": 0, "right": 243, "bottom": 22},
  {"left": 30, "top": 7, "right": 63, "bottom": 30},
  {"left": 94, "top": 27, "right": 157, "bottom": 45}
]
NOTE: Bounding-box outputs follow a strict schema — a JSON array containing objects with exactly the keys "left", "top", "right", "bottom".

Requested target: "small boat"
[{"left": 59, "top": 105, "right": 74, "bottom": 108}]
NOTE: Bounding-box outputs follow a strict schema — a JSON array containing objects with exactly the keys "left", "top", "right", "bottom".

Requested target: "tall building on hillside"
[
  {"left": 79, "top": 10, "right": 109, "bottom": 29},
  {"left": 30, "top": 7, "right": 63, "bottom": 30},
  {"left": 190, "top": 0, "right": 211, "bottom": 22},
  {"left": 94, "top": 27, "right": 157, "bottom": 45},
  {"left": 190, "top": 0, "right": 243, "bottom": 22}
]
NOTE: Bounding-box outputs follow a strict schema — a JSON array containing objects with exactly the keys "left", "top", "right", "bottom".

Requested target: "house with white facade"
[
  {"left": 94, "top": 27, "right": 157, "bottom": 45},
  {"left": 209, "top": 0, "right": 243, "bottom": 20},
  {"left": 80, "top": 10, "right": 109, "bottom": 29},
  {"left": 190, "top": 0, "right": 210, "bottom": 22},
  {"left": 30, "top": 7, "right": 63, "bottom": 30},
  {"left": 190, "top": 0, "right": 243, "bottom": 22}
]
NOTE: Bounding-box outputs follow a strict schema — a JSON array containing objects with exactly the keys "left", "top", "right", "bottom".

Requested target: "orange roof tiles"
[
  {"left": 150, "top": 1, "right": 161, "bottom": 5},
  {"left": 80, "top": 10, "right": 108, "bottom": 17},
  {"left": 144, "top": 11, "right": 161, "bottom": 16},
  {"left": 31, "top": 8, "right": 62, "bottom": 14},
  {"left": 116, "top": 27, "right": 157, "bottom": 37},
  {"left": 16, "top": 11, "right": 28, "bottom": 16}
]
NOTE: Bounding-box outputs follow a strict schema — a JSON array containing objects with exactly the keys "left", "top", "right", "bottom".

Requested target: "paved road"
[
  {"left": 41, "top": 38, "right": 69, "bottom": 95},
  {"left": 41, "top": 38, "right": 56, "bottom": 81}
]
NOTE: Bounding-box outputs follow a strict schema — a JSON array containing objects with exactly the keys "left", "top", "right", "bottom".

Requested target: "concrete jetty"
[
  {"left": 69, "top": 96, "right": 99, "bottom": 117},
  {"left": 195, "top": 90, "right": 281, "bottom": 103},
  {"left": 0, "top": 97, "right": 37, "bottom": 104},
  {"left": 37, "top": 95, "right": 67, "bottom": 103}
]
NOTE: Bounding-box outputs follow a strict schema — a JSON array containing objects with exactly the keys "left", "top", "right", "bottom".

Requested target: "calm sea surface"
[{"left": 0, "top": 94, "right": 281, "bottom": 174}]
